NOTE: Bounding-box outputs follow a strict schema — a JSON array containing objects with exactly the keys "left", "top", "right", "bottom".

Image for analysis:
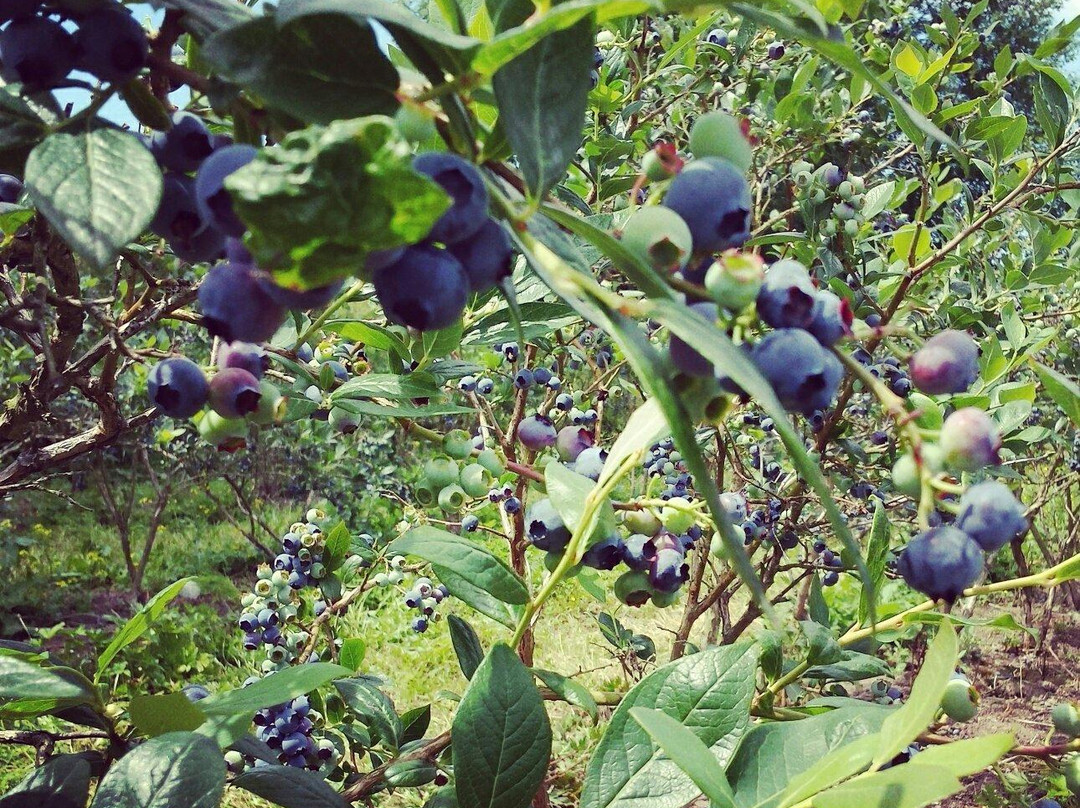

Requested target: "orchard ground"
[{"left": 1, "top": 482, "right": 1076, "bottom": 806}]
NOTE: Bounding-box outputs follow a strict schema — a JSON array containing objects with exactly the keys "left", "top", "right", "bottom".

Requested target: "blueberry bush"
[{"left": 1, "top": 0, "right": 1079, "bottom": 806}]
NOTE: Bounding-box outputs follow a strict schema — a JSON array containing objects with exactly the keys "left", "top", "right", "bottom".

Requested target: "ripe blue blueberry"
[
  {"left": 412, "top": 152, "right": 489, "bottom": 245},
  {"left": 1030, "top": 800, "right": 1061, "bottom": 808},
  {"left": 514, "top": 369, "right": 535, "bottom": 389},
  {"left": 898, "top": 525, "right": 984, "bottom": 603},
  {"left": 74, "top": 5, "right": 149, "bottom": 84},
  {"left": 955, "top": 480, "right": 1027, "bottom": 552},
  {"left": 458, "top": 375, "right": 477, "bottom": 392},
  {"left": 449, "top": 218, "right": 513, "bottom": 292},
  {"left": 582, "top": 535, "right": 625, "bottom": 570},
  {"left": 768, "top": 42, "right": 785, "bottom": 59},
  {"left": 940, "top": 407, "right": 1001, "bottom": 471},
  {"left": 194, "top": 144, "right": 257, "bottom": 237},
  {"left": 750, "top": 328, "right": 843, "bottom": 415},
  {"left": 705, "top": 28, "right": 728, "bottom": 45},
  {"left": 151, "top": 112, "right": 216, "bottom": 173},
  {"left": 518, "top": 414, "right": 557, "bottom": 450},
  {"left": 574, "top": 447, "right": 607, "bottom": 481},
  {"left": 909, "top": 330, "right": 979, "bottom": 395},
  {"left": 503, "top": 496, "right": 521, "bottom": 514},
  {"left": 532, "top": 367, "right": 553, "bottom": 386},
  {"left": 217, "top": 342, "right": 266, "bottom": 379},
  {"left": 182, "top": 684, "right": 211, "bottom": 702},
  {"left": 526, "top": 498, "right": 571, "bottom": 552},
  {"left": 669, "top": 302, "right": 718, "bottom": 377},
  {"left": 412, "top": 617, "right": 429, "bottom": 633},
  {"left": 199, "top": 261, "right": 287, "bottom": 343},
  {"left": 148, "top": 357, "right": 209, "bottom": 418},
  {"left": 372, "top": 245, "right": 469, "bottom": 331},
  {"left": 661, "top": 157, "right": 752, "bottom": 253},
  {"left": 555, "top": 393, "right": 574, "bottom": 411},
  {"left": 477, "top": 377, "right": 495, "bottom": 395},
  {"left": 547, "top": 375, "right": 562, "bottom": 390},
  {"left": 823, "top": 570, "right": 839, "bottom": 586},
  {"left": 622, "top": 534, "right": 658, "bottom": 571},
  {"left": 0, "top": 173, "right": 22, "bottom": 203},
  {"left": 756, "top": 259, "right": 819, "bottom": 329},
  {"left": 648, "top": 535, "right": 689, "bottom": 593},
  {"left": 150, "top": 173, "right": 226, "bottom": 263},
  {"left": 461, "top": 514, "right": 480, "bottom": 532},
  {"left": 0, "top": 0, "right": 41, "bottom": 22},
  {"left": 807, "top": 290, "right": 854, "bottom": 346},
  {"left": 0, "top": 17, "right": 77, "bottom": 89}
]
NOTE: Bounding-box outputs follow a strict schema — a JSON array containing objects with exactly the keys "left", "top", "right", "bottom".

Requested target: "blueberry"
[
  {"left": 462, "top": 514, "right": 480, "bottom": 532},
  {"left": 477, "top": 377, "right": 495, "bottom": 395},
  {"left": 1030, "top": 800, "right": 1061, "bottom": 808},
  {"left": 556, "top": 425, "right": 593, "bottom": 462},
  {"left": 373, "top": 244, "right": 469, "bottom": 331},
  {"left": 823, "top": 570, "right": 839, "bottom": 586},
  {"left": 0, "top": 173, "right": 22, "bottom": 204},
  {"left": 705, "top": 28, "right": 728, "bottom": 46},
  {"left": 955, "top": 480, "right": 1027, "bottom": 552},
  {"left": 704, "top": 251, "right": 765, "bottom": 310},
  {"left": 582, "top": 535, "right": 625, "bottom": 570},
  {"left": 412, "top": 617, "right": 428, "bottom": 633},
  {"left": 648, "top": 537, "right": 689, "bottom": 593},
  {"left": 183, "top": 684, "right": 211, "bottom": 702},
  {"left": 151, "top": 112, "right": 216, "bottom": 173},
  {"left": 669, "top": 302, "right": 718, "bottom": 377},
  {"left": 807, "top": 290, "right": 854, "bottom": 346},
  {"left": 865, "top": 313, "right": 882, "bottom": 327},
  {"left": 661, "top": 157, "right": 751, "bottom": 253},
  {"left": 151, "top": 173, "right": 226, "bottom": 263},
  {"left": 909, "top": 330, "right": 980, "bottom": 395},
  {"left": 940, "top": 407, "right": 1001, "bottom": 471},
  {"left": 547, "top": 375, "right": 562, "bottom": 390},
  {"left": 615, "top": 570, "right": 655, "bottom": 607},
  {"left": 621, "top": 206, "right": 694, "bottom": 273},
  {"left": 750, "top": 329, "right": 843, "bottom": 415},
  {"left": 74, "top": 5, "right": 149, "bottom": 84},
  {"left": 514, "top": 368, "right": 535, "bottom": 389},
  {"left": 813, "top": 540, "right": 826, "bottom": 553},
  {"left": 898, "top": 525, "right": 984, "bottom": 603},
  {"left": 449, "top": 218, "right": 514, "bottom": 292},
  {"left": 217, "top": 342, "right": 267, "bottom": 379},
  {"left": 756, "top": 259, "right": 820, "bottom": 329},
  {"left": 592, "top": 47, "right": 604, "bottom": 68},
  {"left": 622, "top": 534, "right": 658, "bottom": 571},
  {"left": 532, "top": 367, "right": 553, "bottom": 386},
  {"left": 148, "top": 357, "right": 209, "bottom": 418},
  {"left": 719, "top": 491, "right": 747, "bottom": 524},
  {"left": 412, "top": 152, "right": 489, "bottom": 245},
  {"left": 767, "top": 42, "right": 785, "bottom": 59},
  {"left": 199, "top": 261, "right": 287, "bottom": 343},
  {"left": 194, "top": 144, "right": 257, "bottom": 237},
  {"left": 688, "top": 112, "right": 753, "bottom": 173},
  {"left": 503, "top": 496, "right": 521, "bottom": 514},
  {"left": 525, "top": 498, "right": 570, "bottom": 552},
  {"left": 573, "top": 447, "right": 607, "bottom": 480},
  {"left": 518, "top": 414, "right": 557, "bottom": 450},
  {"left": 0, "top": 17, "right": 77, "bottom": 89}
]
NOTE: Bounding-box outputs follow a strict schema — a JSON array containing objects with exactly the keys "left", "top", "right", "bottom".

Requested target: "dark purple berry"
[
  {"left": 373, "top": 244, "right": 469, "bottom": 331},
  {"left": 151, "top": 112, "right": 215, "bottom": 173},
  {"left": 0, "top": 173, "right": 22, "bottom": 203},
  {"left": 449, "top": 218, "right": 513, "bottom": 293},
  {"left": 217, "top": 342, "right": 267, "bottom": 379},
  {"left": 0, "top": 17, "right": 77, "bottom": 90},
  {"left": 74, "top": 6, "right": 149, "bottom": 84},
  {"left": 955, "top": 481, "right": 1027, "bottom": 552},
  {"left": 750, "top": 328, "right": 843, "bottom": 415},
  {"left": 898, "top": 525, "right": 983, "bottom": 603},
  {"left": 909, "top": 330, "right": 979, "bottom": 395},
  {"left": 525, "top": 498, "right": 570, "bottom": 552},
  {"left": 807, "top": 290, "right": 853, "bottom": 346},
  {"left": 581, "top": 535, "right": 624, "bottom": 570},
  {"left": 199, "top": 261, "right": 287, "bottom": 343},
  {"left": 556, "top": 425, "right": 593, "bottom": 462},
  {"left": 661, "top": 157, "right": 751, "bottom": 253},
  {"left": 208, "top": 368, "right": 262, "bottom": 418},
  {"left": 669, "top": 301, "right": 717, "bottom": 377},
  {"left": 412, "top": 152, "right": 489, "bottom": 245},
  {"left": 194, "top": 144, "right": 257, "bottom": 237},
  {"left": 148, "top": 357, "right": 208, "bottom": 418},
  {"left": 518, "top": 414, "right": 557, "bottom": 450},
  {"left": 756, "top": 260, "right": 819, "bottom": 329}
]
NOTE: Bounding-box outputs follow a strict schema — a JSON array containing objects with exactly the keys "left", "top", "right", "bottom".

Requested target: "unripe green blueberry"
[
  {"left": 811, "top": 188, "right": 827, "bottom": 204},
  {"left": 704, "top": 251, "right": 765, "bottom": 311},
  {"left": 791, "top": 159, "right": 814, "bottom": 176},
  {"left": 459, "top": 464, "right": 492, "bottom": 498},
  {"left": 247, "top": 381, "right": 284, "bottom": 426},
  {"left": 387, "top": 569, "right": 404, "bottom": 585},
  {"left": 477, "top": 448, "right": 504, "bottom": 475},
  {"left": 424, "top": 457, "right": 460, "bottom": 488},
  {"left": 623, "top": 509, "right": 662, "bottom": 535},
  {"left": 621, "top": 206, "right": 694, "bottom": 272},
  {"left": 328, "top": 406, "right": 361, "bottom": 434},
  {"left": 413, "top": 479, "right": 438, "bottom": 507},
  {"left": 844, "top": 219, "right": 860, "bottom": 237},
  {"left": 198, "top": 411, "right": 247, "bottom": 451},
  {"left": 615, "top": 570, "right": 654, "bottom": 607},
  {"left": 224, "top": 750, "right": 245, "bottom": 774},
  {"left": 394, "top": 102, "right": 437, "bottom": 144},
  {"left": 821, "top": 219, "right": 838, "bottom": 236},
  {"left": 794, "top": 171, "right": 813, "bottom": 188},
  {"left": 650, "top": 588, "right": 680, "bottom": 608},
  {"left": 833, "top": 202, "right": 856, "bottom": 221},
  {"left": 642, "top": 142, "right": 682, "bottom": 181},
  {"left": 849, "top": 175, "right": 865, "bottom": 192},
  {"left": 661, "top": 497, "right": 696, "bottom": 534},
  {"left": 891, "top": 444, "right": 944, "bottom": 499},
  {"left": 837, "top": 180, "right": 854, "bottom": 200},
  {"left": 940, "top": 675, "right": 978, "bottom": 722},
  {"left": 443, "top": 429, "right": 474, "bottom": 459},
  {"left": 688, "top": 111, "right": 753, "bottom": 172},
  {"left": 1065, "top": 753, "right": 1080, "bottom": 796},
  {"left": 1052, "top": 703, "right": 1080, "bottom": 737}
]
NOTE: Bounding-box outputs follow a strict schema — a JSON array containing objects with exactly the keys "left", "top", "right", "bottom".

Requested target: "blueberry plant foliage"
[{"left": 2, "top": 0, "right": 1080, "bottom": 805}]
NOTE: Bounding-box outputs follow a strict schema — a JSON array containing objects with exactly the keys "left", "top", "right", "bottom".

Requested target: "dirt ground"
[{"left": 933, "top": 590, "right": 1080, "bottom": 807}]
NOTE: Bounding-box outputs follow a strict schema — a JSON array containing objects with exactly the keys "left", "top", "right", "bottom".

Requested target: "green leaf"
[
  {"left": 909, "top": 733, "right": 1014, "bottom": 778},
  {"left": 332, "top": 372, "right": 441, "bottom": 401},
  {"left": 24, "top": 128, "right": 162, "bottom": 268},
  {"left": 97, "top": 578, "right": 195, "bottom": 680},
  {"left": 859, "top": 501, "right": 889, "bottom": 624},
  {"left": 448, "top": 615, "right": 485, "bottom": 680},
  {"left": 805, "top": 651, "right": 893, "bottom": 682},
  {"left": 331, "top": 400, "right": 475, "bottom": 418},
  {"left": 598, "top": 398, "right": 669, "bottom": 489},
  {"left": 489, "top": 0, "right": 594, "bottom": 198},
  {"left": 334, "top": 678, "right": 402, "bottom": 748},
  {"left": 322, "top": 522, "right": 352, "bottom": 572},
  {"left": 859, "top": 181, "right": 895, "bottom": 220},
  {"left": 225, "top": 117, "right": 449, "bottom": 290},
  {"left": 233, "top": 766, "right": 346, "bottom": 807},
  {"left": 581, "top": 643, "right": 758, "bottom": 808},
  {"left": 323, "top": 320, "right": 411, "bottom": 360},
  {"left": 873, "top": 621, "right": 957, "bottom": 766},
  {"left": 130, "top": 693, "right": 207, "bottom": 737},
  {"left": 903, "top": 611, "right": 1034, "bottom": 636},
  {"left": 388, "top": 526, "right": 529, "bottom": 608},
  {"left": 339, "top": 639, "right": 367, "bottom": 672},
  {"left": 401, "top": 704, "right": 432, "bottom": 744},
  {"left": 1, "top": 754, "right": 91, "bottom": 808},
  {"left": 1031, "top": 361, "right": 1080, "bottom": 427},
  {"left": 729, "top": 704, "right": 890, "bottom": 808},
  {"left": 452, "top": 644, "right": 552, "bottom": 808},
  {"left": 812, "top": 763, "right": 960, "bottom": 808},
  {"left": 90, "top": 732, "right": 224, "bottom": 808},
  {"left": 419, "top": 320, "right": 465, "bottom": 364},
  {"left": 629, "top": 708, "right": 735, "bottom": 808},
  {"left": 199, "top": 663, "right": 350, "bottom": 716},
  {"left": 204, "top": 14, "right": 398, "bottom": 125},
  {"left": 801, "top": 621, "right": 842, "bottom": 666},
  {"left": 544, "top": 461, "right": 617, "bottom": 554},
  {"left": 533, "top": 668, "right": 598, "bottom": 721},
  {"left": 649, "top": 299, "right": 870, "bottom": 617},
  {"left": 0, "top": 85, "right": 57, "bottom": 159},
  {"left": 0, "top": 203, "right": 34, "bottom": 236},
  {"left": 0, "top": 656, "right": 98, "bottom": 707}
]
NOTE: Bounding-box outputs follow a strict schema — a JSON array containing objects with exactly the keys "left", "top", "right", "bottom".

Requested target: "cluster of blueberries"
[
  {"left": 298, "top": 338, "right": 369, "bottom": 434},
  {"left": 0, "top": 0, "right": 147, "bottom": 91},
  {"left": 644, "top": 438, "right": 695, "bottom": 501},
  {"left": 371, "top": 556, "right": 452, "bottom": 634},
  {"left": 703, "top": 28, "right": 786, "bottom": 60},
  {"left": 883, "top": 330, "right": 1031, "bottom": 602},
  {"left": 791, "top": 161, "right": 873, "bottom": 240},
  {"left": 249, "top": 694, "right": 336, "bottom": 771},
  {"left": 147, "top": 342, "right": 283, "bottom": 452}
]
